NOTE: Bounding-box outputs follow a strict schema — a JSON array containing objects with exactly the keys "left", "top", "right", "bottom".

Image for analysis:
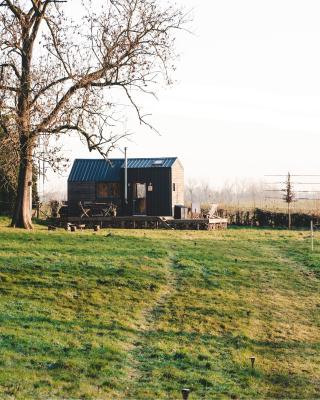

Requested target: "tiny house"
[{"left": 68, "top": 157, "right": 184, "bottom": 217}]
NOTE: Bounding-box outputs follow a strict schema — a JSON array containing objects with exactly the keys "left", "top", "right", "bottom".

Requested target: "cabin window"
[
  {"left": 135, "top": 183, "right": 147, "bottom": 199},
  {"left": 96, "top": 182, "right": 120, "bottom": 199},
  {"left": 173, "top": 183, "right": 176, "bottom": 192}
]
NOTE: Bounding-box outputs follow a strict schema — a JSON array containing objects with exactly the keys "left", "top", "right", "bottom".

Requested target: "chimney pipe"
[{"left": 124, "top": 147, "right": 128, "bottom": 205}]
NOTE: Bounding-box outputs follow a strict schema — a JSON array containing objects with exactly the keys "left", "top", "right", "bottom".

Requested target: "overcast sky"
[{"left": 46, "top": 0, "right": 320, "bottom": 195}]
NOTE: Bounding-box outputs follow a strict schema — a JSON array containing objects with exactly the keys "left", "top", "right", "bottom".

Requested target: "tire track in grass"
[
  {"left": 258, "top": 242, "right": 320, "bottom": 398},
  {"left": 263, "top": 241, "right": 319, "bottom": 285},
  {"left": 122, "top": 250, "right": 178, "bottom": 399}
]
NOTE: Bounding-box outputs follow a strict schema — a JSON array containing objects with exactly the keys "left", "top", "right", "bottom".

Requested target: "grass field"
[{"left": 0, "top": 218, "right": 319, "bottom": 399}]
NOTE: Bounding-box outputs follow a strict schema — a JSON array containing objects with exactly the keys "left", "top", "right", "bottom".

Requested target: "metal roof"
[
  {"left": 68, "top": 157, "right": 178, "bottom": 182},
  {"left": 68, "top": 159, "right": 124, "bottom": 182},
  {"left": 126, "top": 158, "right": 177, "bottom": 169}
]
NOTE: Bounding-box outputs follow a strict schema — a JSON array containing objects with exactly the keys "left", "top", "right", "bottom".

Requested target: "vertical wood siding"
[
  {"left": 125, "top": 168, "right": 172, "bottom": 216},
  {"left": 171, "top": 160, "right": 185, "bottom": 211}
]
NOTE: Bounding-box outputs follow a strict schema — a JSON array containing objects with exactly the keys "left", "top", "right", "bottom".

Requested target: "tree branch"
[
  {"left": 0, "top": 63, "right": 21, "bottom": 79},
  {"left": 0, "top": 84, "right": 19, "bottom": 92},
  {"left": 0, "top": 0, "right": 23, "bottom": 20},
  {"left": 29, "top": 0, "right": 51, "bottom": 46},
  {"left": 32, "top": 76, "right": 70, "bottom": 104}
]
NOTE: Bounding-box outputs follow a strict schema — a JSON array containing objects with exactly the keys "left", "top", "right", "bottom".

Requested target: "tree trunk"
[
  {"left": 11, "top": 139, "right": 34, "bottom": 229},
  {"left": 11, "top": 26, "right": 34, "bottom": 230}
]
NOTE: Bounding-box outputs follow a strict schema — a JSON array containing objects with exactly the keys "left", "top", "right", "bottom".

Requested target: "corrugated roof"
[
  {"left": 68, "top": 157, "right": 178, "bottom": 182},
  {"left": 126, "top": 158, "right": 177, "bottom": 169},
  {"left": 68, "top": 159, "right": 123, "bottom": 182}
]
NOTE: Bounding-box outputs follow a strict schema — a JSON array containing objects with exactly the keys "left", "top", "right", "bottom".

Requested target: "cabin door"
[{"left": 133, "top": 183, "right": 147, "bottom": 215}]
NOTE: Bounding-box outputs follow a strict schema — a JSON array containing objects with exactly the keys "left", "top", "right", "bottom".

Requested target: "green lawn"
[{"left": 0, "top": 218, "right": 319, "bottom": 399}]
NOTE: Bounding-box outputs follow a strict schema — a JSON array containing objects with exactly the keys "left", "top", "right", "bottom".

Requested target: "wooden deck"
[{"left": 60, "top": 216, "right": 228, "bottom": 230}]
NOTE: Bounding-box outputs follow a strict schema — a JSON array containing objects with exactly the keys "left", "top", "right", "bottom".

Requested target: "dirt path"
[{"left": 122, "top": 251, "right": 178, "bottom": 399}]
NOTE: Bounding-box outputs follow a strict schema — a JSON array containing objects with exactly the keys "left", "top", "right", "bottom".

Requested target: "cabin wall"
[
  {"left": 68, "top": 181, "right": 96, "bottom": 215},
  {"left": 171, "top": 160, "right": 185, "bottom": 210},
  {"left": 68, "top": 182, "right": 96, "bottom": 202},
  {"left": 124, "top": 168, "right": 172, "bottom": 216}
]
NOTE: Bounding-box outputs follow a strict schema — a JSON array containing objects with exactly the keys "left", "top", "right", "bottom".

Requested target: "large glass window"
[{"left": 96, "top": 182, "right": 120, "bottom": 199}]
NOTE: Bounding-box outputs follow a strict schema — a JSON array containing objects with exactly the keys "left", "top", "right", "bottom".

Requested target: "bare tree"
[
  {"left": 0, "top": 0, "right": 186, "bottom": 228},
  {"left": 185, "top": 178, "right": 199, "bottom": 205}
]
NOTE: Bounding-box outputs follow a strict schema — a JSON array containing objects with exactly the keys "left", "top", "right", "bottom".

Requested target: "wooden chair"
[
  {"left": 78, "top": 202, "right": 91, "bottom": 218},
  {"left": 207, "top": 204, "right": 218, "bottom": 218},
  {"left": 101, "top": 203, "right": 117, "bottom": 217}
]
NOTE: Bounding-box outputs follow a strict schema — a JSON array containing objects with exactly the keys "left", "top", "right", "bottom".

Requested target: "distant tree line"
[{"left": 185, "top": 179, "right": 266, "bottom": 206}]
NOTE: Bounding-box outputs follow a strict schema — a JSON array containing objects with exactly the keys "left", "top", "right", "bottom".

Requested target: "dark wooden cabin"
[{"left": 68, "top": 157, "right": 184, "bottom": 217}]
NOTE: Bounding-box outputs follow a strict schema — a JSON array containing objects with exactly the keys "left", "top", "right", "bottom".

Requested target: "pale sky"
[{"left": 46, "top": 0, "right": 320, "bottom": 196}]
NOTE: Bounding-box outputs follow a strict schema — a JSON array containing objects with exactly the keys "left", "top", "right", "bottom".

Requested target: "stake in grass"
[
  {"left": 250, "top": 356, "right": 256, "bottom": 369},
  {"left": 182, "top": 388, "right": 191, "bottom": 399},
  {"left": 311, "top": 220, "right": 314, "bottom": 252}
]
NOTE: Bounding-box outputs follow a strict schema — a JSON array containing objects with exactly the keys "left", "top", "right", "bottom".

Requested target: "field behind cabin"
[{"left": 0, "top": 218, "right": 319, "bottom": 399}]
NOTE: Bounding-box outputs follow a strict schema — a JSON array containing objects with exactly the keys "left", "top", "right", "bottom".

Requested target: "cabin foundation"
[{"left": 59, "top": 216, "right": 227, "bottom": 230}]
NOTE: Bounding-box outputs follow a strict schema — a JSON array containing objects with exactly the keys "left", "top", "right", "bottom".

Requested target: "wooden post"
[
  {"left": 36, "top": 201, "right": 40, "bottom": 219},
  {"left": 182, "top": 389, "right": 190, "bottom": 399}
]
